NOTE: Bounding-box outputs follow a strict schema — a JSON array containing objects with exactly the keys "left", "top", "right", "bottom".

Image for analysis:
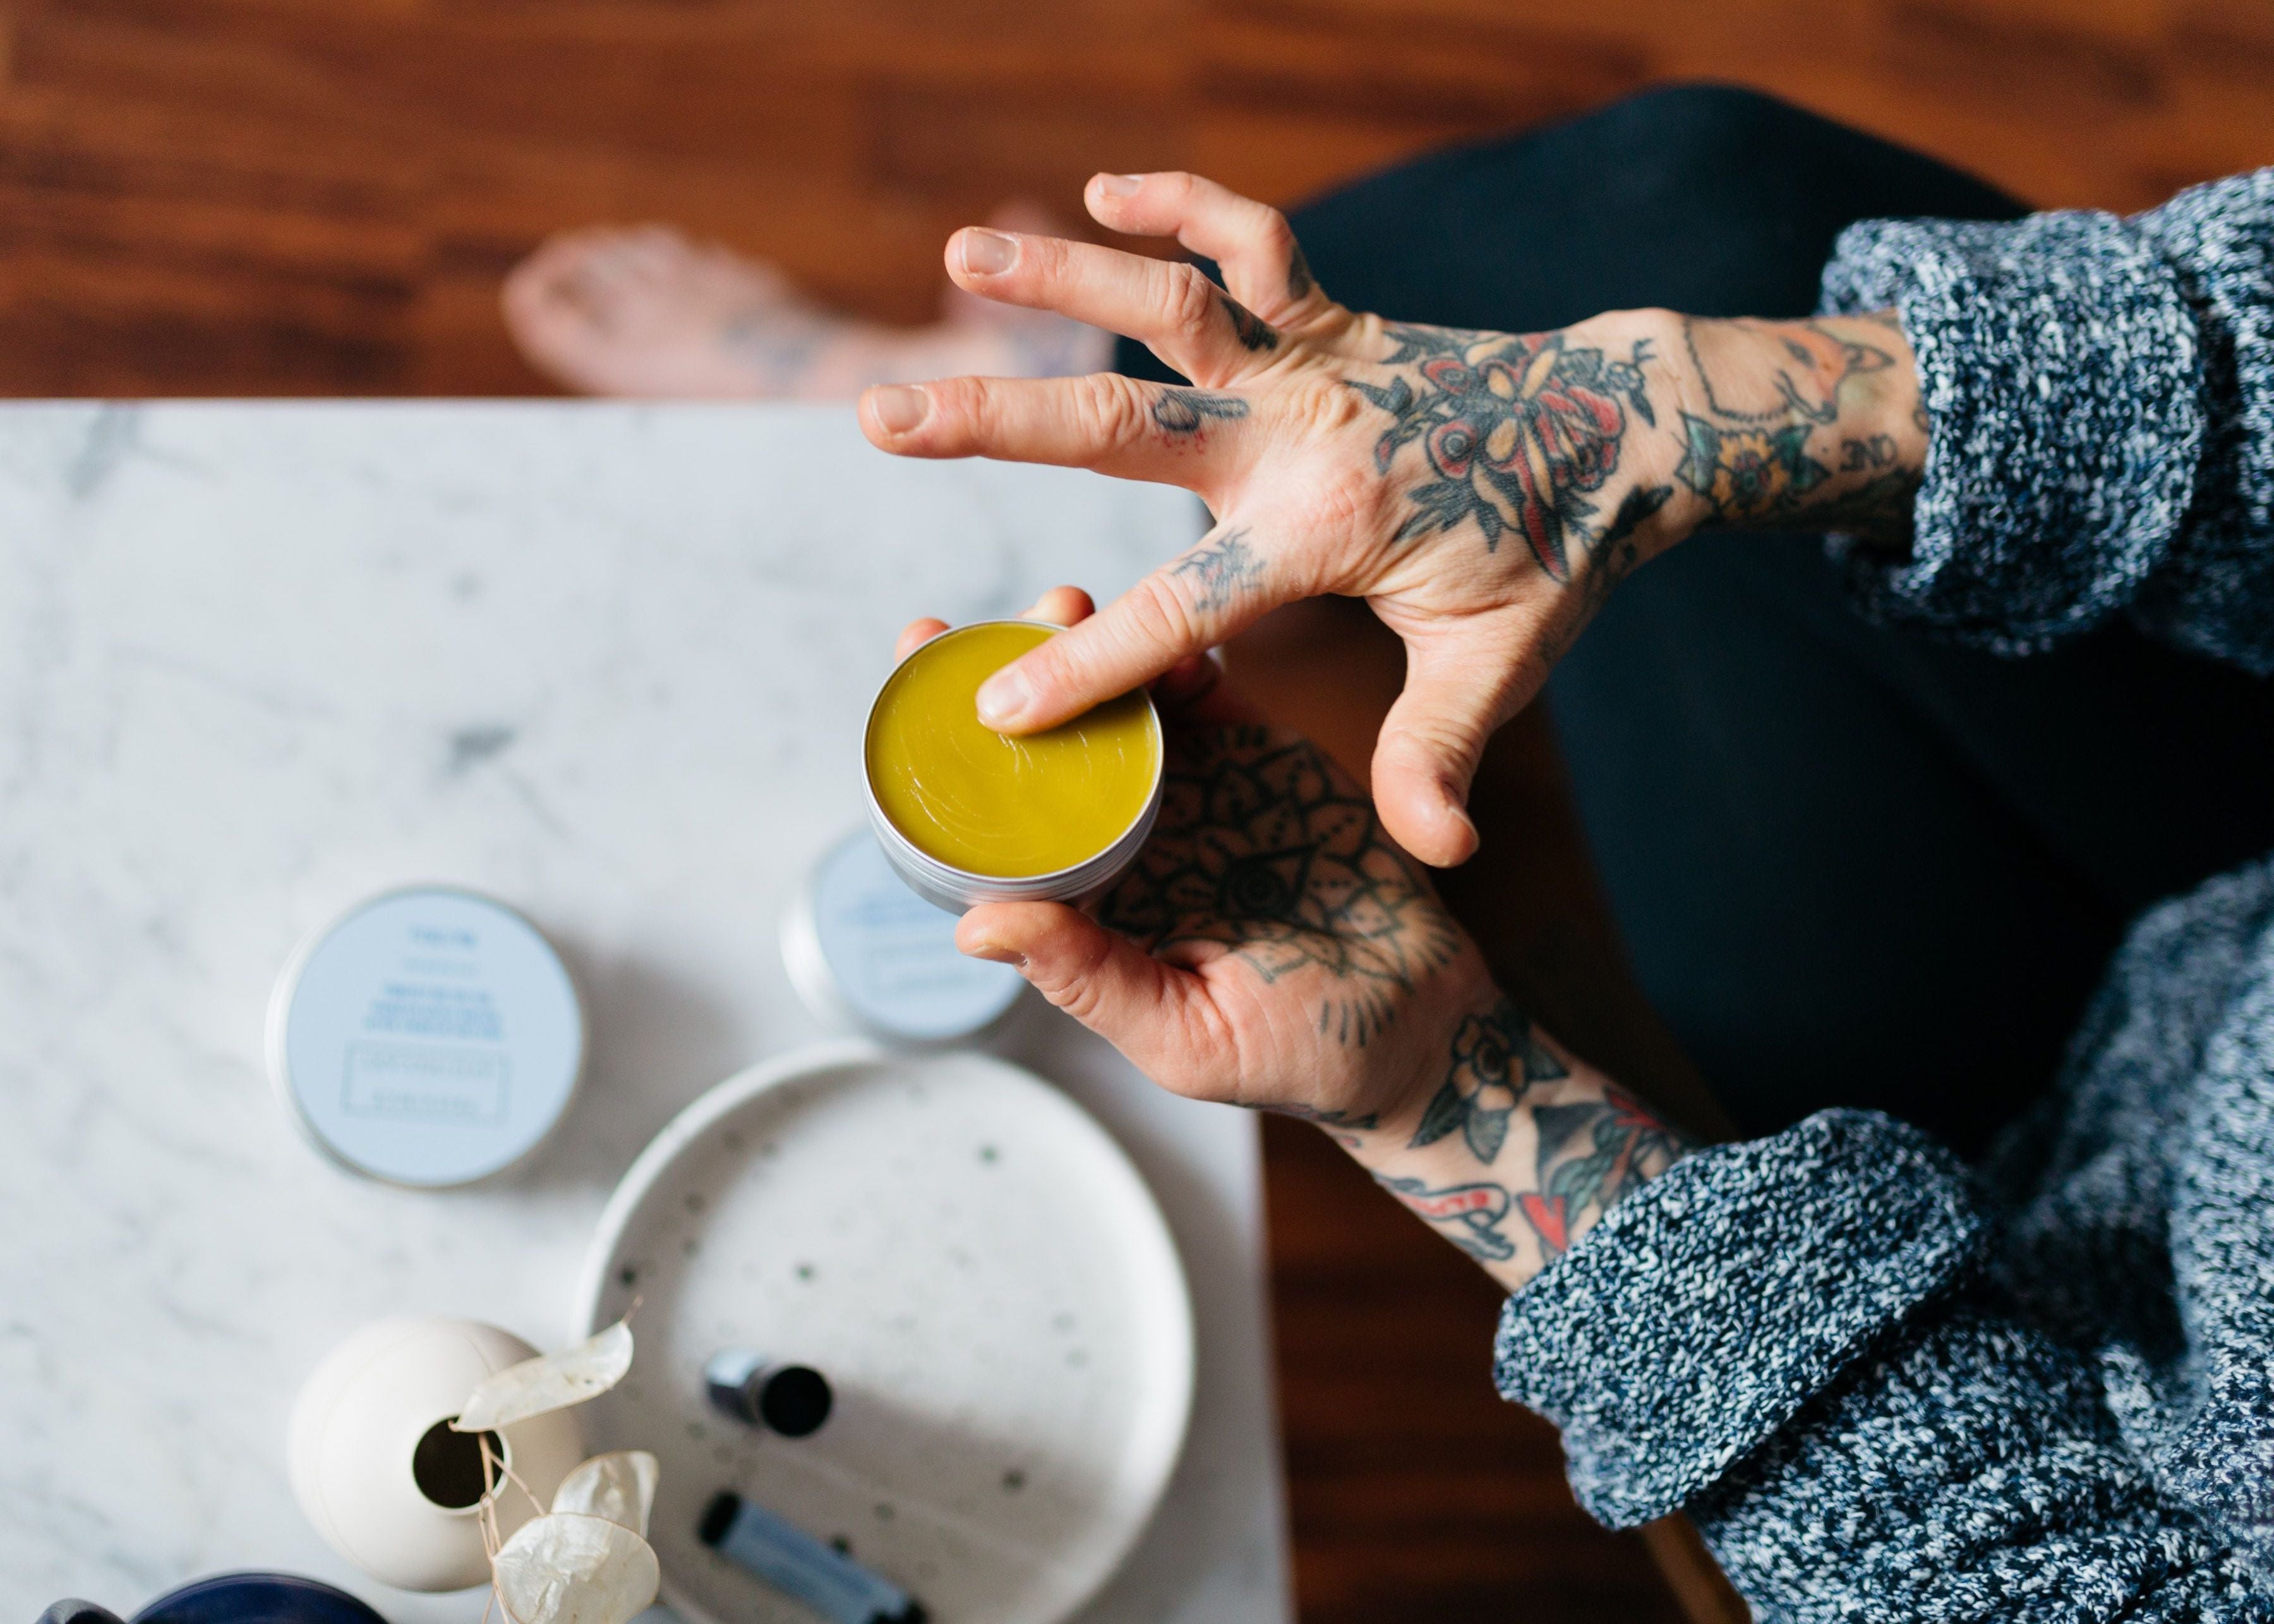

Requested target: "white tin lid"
[
  {"left": 268, "top": 887, "right": 585, "bottom": 1188},
  {"left": 781, "top": 829, "right": 1025, "bottom": 1044}
]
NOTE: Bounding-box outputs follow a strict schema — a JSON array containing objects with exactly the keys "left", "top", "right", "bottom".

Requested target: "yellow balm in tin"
[{"left": 864, "top": 620, "right": 1163, "bottom": 910}]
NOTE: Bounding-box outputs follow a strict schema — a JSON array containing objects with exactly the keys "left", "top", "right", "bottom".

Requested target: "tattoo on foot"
[
  {"left": 1374, "top": 1173, "right": 1518, "bottom": 1263},
  {"left": 1096, "top": 726, "right": 1462, "bottom": 1047},
  {"left": 1347, "top": 325, "right": 1654, "bottom": 581},
  {"left": 1220, "top": 294, "right": 1279, "bottom": 352},
  {"left": 1408, "top": 997, "right": 1567, "bottom": 1163},
  {"left": 1169, "top": 527, "right": 1263, "bottom": 615},
  {"left": 1518, "top": 1086, "right": 1688, "bottom": 1258},
  {"left": 1153, "top": 387, "right": 1249, "bottom": 435}
]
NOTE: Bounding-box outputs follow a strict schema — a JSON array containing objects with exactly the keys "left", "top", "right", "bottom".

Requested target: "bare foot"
[{"left": 502, "top": 212, "right": 1114, "bottom": 400}]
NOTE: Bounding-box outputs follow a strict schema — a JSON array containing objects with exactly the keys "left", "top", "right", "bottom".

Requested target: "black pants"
[{"left": 1117, "top": 85, "right": 2274, "bottom": 1157}]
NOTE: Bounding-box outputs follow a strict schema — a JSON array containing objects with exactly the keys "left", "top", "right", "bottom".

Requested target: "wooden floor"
[
  {"left": 5, "top": 3, "right": 2270, "bottom": 1620},
  {"left": 2, "top": 1, "right": 2270, "bottom": 399}
]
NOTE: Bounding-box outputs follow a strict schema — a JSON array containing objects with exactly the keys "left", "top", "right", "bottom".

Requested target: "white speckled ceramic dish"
[{"left": 573, "top": 1044, "right": 1196, "bottom": 1624}]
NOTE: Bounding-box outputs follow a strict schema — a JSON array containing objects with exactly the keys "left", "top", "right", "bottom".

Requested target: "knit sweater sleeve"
[
  {"left": 1493, "top": 1110, "right": 2270, "bottom": 1622},
  {"left": 1815, "top": 169, "right": 2274, "bottom": 672}
]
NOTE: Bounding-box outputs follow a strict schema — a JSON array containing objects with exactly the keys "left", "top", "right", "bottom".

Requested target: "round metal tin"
[{"left": 861, "top": 620, "right": 1164, "bottom": 915}]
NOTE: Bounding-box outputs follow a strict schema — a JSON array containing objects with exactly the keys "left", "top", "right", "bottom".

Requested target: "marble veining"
[{"left": 0, "top": 403, "right": 1287, "bottom": 1623}]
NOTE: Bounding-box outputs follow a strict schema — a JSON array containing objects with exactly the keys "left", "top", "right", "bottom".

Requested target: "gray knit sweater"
[{"left": 1494, "top": 171, "right": 2274, "bottom": 1621}]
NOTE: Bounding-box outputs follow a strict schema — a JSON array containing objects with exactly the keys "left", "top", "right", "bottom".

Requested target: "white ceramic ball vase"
[{"left": 288, "top": 1317, "right": 586, "bottom": 1592}]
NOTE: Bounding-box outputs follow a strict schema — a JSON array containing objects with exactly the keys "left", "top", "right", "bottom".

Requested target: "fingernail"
[
  {"left": 958, "top": 228, "right": 1020, "bottom": 276},
  {"left": 976, "top": 666, "right": 1033, "bottom": 728},
  {"left": 1099, "top": 173, "right": 1145, "bottom": 196},
  {"left": 1442, "top": 791, "right": 1479, "bottom": 857},
  {"left": 870, "top": 384, "right": 930, "bottom": 434},
  {"left": 964, "top": 939, "right": 1027, "bottom": 968}
]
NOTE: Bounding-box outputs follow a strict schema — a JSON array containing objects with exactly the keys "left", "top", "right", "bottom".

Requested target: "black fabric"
[{"left": 1115, "top": 84, "right": 2274, "bottom": 1156}]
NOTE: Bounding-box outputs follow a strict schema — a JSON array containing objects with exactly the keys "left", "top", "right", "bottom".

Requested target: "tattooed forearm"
[
  {"left": 1407, "top": 995, "right": 1566, "bottom": 1162},
  {"left": 1840, "top": 435, "right": 1897, "bottom": 472},
  {"left": 1517, "top": 1086, "right": 1687, "bottom": 1259},
  {"left": 1169, "top": 527, "right": 1263, "bottom": 615},
  {"left": 1359, "top": 1001, "right": 1694, "bottom": 1288},
  {"left": 1374, "top": 1172, "right": 1519, "bottom": 1263},
  {"left": 1095, "top": 725, "right": 1462, "bottom": 1048},
  {"left": 1676, "top": 314, "right": 1923, "bottom": 541},
  {"left": 1152, "top": 387, "right": 1249, "bottom": 435}
]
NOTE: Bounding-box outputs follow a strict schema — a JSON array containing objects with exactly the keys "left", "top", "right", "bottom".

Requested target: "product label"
[{"left": 342, "top": 1040, "right": 511, "bottom": 1123}]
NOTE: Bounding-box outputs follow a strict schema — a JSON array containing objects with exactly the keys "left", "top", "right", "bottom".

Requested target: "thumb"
[
  {"left": 957, "top": 901, "right": 1232, "bottom": 1093},
  {"left": 1371, "top": 622, "right": 1537, "bottom": 867}
]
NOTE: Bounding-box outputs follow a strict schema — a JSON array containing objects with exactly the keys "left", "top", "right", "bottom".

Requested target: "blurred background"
[
  {"left": 4, "top": 0, "right": 2271, "bottom": 397},
  {"left": 3, "top": 2, "right": 2268, "bottom": 1620}
]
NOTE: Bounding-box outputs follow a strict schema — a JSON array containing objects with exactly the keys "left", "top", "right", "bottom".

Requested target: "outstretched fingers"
[
  {"left": 944, "top": 228, "right": 1284, "bottom": 385},
  {"left": 973, "top": 526, "right": 1287, "bottom": 732},
  {"left": 860, "top": 372, "right": 1256, "bottom": 492},
  {"left": 1084, "top": 172, "right": 1331, "bottom": 327}
]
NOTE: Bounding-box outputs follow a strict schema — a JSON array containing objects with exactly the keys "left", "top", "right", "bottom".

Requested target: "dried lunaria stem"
[
  {"left": 459, "top": 1323, "right": 659, "bottom": 1624},
  {"left": 492, "top": 1513, "right": 659, "bottom": 1624},
  {"left": 455, "top": 1320, "right": 635, "bottom": 1435}
]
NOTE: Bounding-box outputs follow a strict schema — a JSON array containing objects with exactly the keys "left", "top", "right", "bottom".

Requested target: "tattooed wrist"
[
  {"left": 1355, "top": 988, "right": 1696, "bottom": 1290},
  {"left": 1670, "top": 313, "right": 1925, "bottom": 545}
]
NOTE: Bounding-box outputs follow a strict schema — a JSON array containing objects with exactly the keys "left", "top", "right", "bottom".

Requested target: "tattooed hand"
[
  {"left": 898, "top": 589, "right": 1693, "bottom": 1291},
  {"left": 859, "top": 172, "right": 1926, "bottom": 869}
]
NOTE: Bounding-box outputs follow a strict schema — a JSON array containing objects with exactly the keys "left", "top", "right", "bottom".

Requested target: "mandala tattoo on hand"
[
  {"left": 1407, "top": 996, "right": 1568, "bottom": 1163},
  {"left": 1346, "top": 323, "right": 1656, "bottom": 581},
  {"left": 1095, "top": 726, "right": 1462, "bottom": 1047}
]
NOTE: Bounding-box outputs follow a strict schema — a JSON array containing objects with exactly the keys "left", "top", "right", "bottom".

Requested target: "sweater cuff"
[
  {"left": 1817, "top": 210, "right": 2203, "bottom": 654},
  {"left": 1493, "top": 1109, "right": 1987, "bottom": 1528}
]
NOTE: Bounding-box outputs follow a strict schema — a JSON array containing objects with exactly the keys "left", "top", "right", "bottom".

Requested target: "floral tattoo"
[
  {"left": 1675, "top": 315, "right": 1918, "bottom": 538},
  {"left": 1347, "top": 324, "right": 1655, "bottom": 581},
  {"left": 1407, "top": 996, "right": 1567, "bottom": 1162},
  {"left": 1095, "top": 726, "right": 1462, "bottom": 1047}
]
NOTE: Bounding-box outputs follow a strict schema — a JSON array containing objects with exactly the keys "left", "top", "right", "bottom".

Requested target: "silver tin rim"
[
  {"left": 265, "top": 883, "right": 588, "bottom": 1189},
  {"left": 862, "top": 620, "right": 1165, "bottom": 913}
]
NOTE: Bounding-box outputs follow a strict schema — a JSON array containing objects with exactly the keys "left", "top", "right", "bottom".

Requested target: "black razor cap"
[
  {"left": 759, "top": 1364, "right": 834, "bottom": 1438},
  {"left": 699, "top": 1490, "right": 743, "bottom": 1548}
]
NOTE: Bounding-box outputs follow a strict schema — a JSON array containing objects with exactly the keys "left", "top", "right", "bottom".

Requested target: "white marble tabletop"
[{"left": 0, "top": 403, "right": 1290, "bottom": 1623}]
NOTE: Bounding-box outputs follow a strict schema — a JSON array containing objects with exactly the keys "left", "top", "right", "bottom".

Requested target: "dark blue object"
[{"left": 40, "top": 1573, "right": 388, "bottom": 1624}]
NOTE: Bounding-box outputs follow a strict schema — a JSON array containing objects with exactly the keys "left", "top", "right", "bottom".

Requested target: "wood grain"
[{"left": 0, "top": 0, "right": 2267, "bottom": 398}]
